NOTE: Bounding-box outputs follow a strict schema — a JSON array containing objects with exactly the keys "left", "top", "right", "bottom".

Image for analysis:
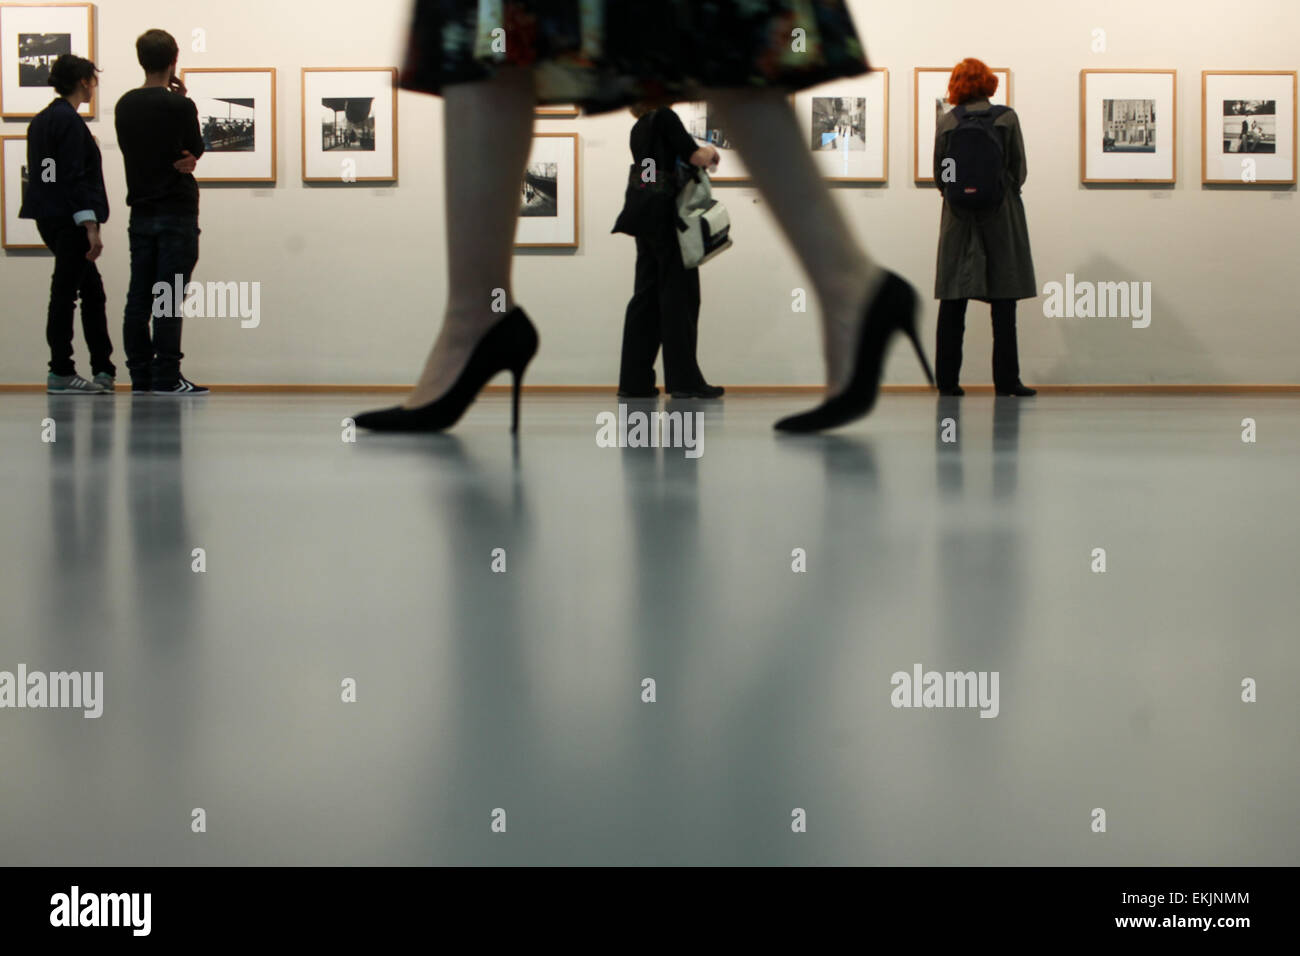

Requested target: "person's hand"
[
  {"left": 168, "top": 74, "right": 187, "bottom": 97},
  {"left": 83, "top": 222, "right": 103, "bottom": 262},
  {"left": 690, "top": 145, "right": 720, "bottom": 171},
  {"left": 174, "top": 150, "right": 198, "bottom": 174}
]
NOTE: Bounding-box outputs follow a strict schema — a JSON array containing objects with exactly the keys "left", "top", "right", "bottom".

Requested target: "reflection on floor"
[{"left": 0, "top": 392, "right": 1296, "bottom": 865}]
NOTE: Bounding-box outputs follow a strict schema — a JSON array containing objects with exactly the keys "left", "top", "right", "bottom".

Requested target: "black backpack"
[{"left": 941, "top": 104, "right": 1010, "bottom": 213}]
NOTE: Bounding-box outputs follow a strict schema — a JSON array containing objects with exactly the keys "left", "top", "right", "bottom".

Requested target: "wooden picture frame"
[
  {"left": 796, "top": 68, "right": 889, "bottom": 184},
  {"left": 535, "top": 104, "right": 579, "bottom": 118},
  {"left": 515, "top": 131, "right": 578, "bottom": 249},
  {"left": 181, "top": 67, "right": 277, "bottom": 184},
  {"left": 1201, "top": 70, "right": 1297, "bottom": 185},
  {"left": 1080, "top": 69, "right": 1177, "bottom": 185},
  {"left": 1, "top": 134, "right": 44, "bottom": 249},
  {"left": 301, "top": 67, "right": 398, "bottom": 183},
  {"left": 0, "top": 2, "right": 96, "bottom": 119},
  {"left": 914, "top": 66, "right": 1011, "bottom": 183}
]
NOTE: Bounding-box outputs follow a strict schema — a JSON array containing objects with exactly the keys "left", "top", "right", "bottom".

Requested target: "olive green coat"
[{"left": 933, "top": 99, "right": 1037, "bottom": 301}]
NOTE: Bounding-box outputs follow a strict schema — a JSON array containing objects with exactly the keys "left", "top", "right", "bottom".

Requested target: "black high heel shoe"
[
  {"left": 774, "top": 272, "right": 934, "bottom": 433},
  {"left": 353, "top": 308, "right": 539, "bottom": 434}
]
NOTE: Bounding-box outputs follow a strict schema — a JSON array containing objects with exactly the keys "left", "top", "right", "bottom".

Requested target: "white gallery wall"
[{"left": 1, "top": 0, "right": 1298, "bottom": 386}]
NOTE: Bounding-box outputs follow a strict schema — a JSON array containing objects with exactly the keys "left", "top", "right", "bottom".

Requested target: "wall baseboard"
[{"left": 3, "top": 384, "right": 1300, "bottom": 395}]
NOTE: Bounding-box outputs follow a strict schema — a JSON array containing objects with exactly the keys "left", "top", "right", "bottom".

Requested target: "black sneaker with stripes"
[{"left": 151, "top": 376, "right": 210, "bottom": 396}]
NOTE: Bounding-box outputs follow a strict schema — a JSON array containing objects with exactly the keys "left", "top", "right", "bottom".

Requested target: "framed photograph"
[
  {"left": 0, "top": 2, "right": 96, "bottom": 118},
  {"left": 914, "top": 66, "right": 1010, "bottom": 182},
  {"left": 536, "top": 104, "right": 579, "bottom": 118},
  {"left": 1202, "top": 71, "right": 1296, "bottom": 185},
  {"left": 675, "top": 101, "right": 748, "bottom": 183},
  {"left": 1, "top": 135, "right": 43, "bottom": 249},
  {"left": 796, "top": 69, "right": 889, "bottom": 183},
  {"left": 181, "top": 68, "right": 276, "bottom": 184},
  {"left": 301, "top": 68, "right": 397, "bottom": 183},
  {"left": 515, "top": 132, "right": 578, "bottom": 249},
  {"left": 1081, "top": 69, "right": 1177, "bottom": 184}
]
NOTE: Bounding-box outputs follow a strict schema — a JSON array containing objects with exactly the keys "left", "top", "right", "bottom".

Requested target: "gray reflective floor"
[{"left": 0, "top": 392, "right": 1297, "bottom": 865}]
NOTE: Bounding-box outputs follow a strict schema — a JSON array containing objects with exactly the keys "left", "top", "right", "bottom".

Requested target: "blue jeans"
[{"left": 123, "top": 213, "right": 200, "bottom": 387}]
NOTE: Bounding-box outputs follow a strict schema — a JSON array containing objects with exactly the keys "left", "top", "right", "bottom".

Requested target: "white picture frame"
[
  {"left": 181, "top": 68, "right": 277, "bottom": 184},
  {"left": 515, "top": 132, "right": 578, "bottom": 249},
  {"left": 301, "top": 67, "right": 397, "bottom": 183},
  {"left": 914, "top": 66, "right": 1011, "bottom": 183},
  {"left": 796, "top": 69, "right": 889, "bottom": 183},
  {"left": 0, "top": 2, "right": 96, "bottom": 119}
]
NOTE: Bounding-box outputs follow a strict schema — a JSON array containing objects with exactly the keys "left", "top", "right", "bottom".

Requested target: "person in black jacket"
[
  {"left": 612, "top": 104, "right": 724, "bottom": 399},
  {"left": 115, "top": 29, "right": 207, "bottom": 395},
  {"left": 19, "top": 55, "right": 113, "bottom": 394}
]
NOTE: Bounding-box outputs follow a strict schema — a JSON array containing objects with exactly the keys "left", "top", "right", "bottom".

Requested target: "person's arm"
[
  {"left": 1005, "top": 109, "right": 1028, "bottom": 190},
  {"left": 55, "top": 115, "right": 100, "bottom": 229},
  {"left": 933, "top": 121, "right": 949, "bottom": 191},
  {"left": 182, "top": 96, "right": 205, "bottom": 161},
  {"left": 660, "top": 107, "right": 717, "bottom": 170}
]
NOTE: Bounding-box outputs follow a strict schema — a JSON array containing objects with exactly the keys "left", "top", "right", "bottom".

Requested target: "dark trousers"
[
  {"left": 935, "top": 298, "right": 1024, "bottom": 391},
  {"left": 618, "top": 232, "right": 703, "bottom": 393},
  {"left": 36, "top": 217, "right": 114, "bottom": 378},
  {"left": 123, "top": 213, "right": 200, "bottom": 387}
]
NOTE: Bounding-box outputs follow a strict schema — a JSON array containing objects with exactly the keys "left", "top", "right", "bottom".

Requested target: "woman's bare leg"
[
  {"left": 403, "top": 66, "right": 535, "bottom": 409},
  {"left": 705, "top": 88, "right": 887, "bottom": 393}
]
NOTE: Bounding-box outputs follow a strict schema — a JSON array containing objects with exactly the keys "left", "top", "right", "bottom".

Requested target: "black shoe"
[
  {"left": 354, "top": 308, "right": 539, "bottom": 434},
  {"left": 617, "top": 386, "right": 659, "bottom": 399},
  {"left": 775, "top": 272, "right": 934, "bottom": 432},
  {"left": 670, "top": 383, "right": 724, "bottom": 399},
  {"left": 151, "top": 376, "right": 209, "bottom": 395},
  {"left": 995, "top": 383, "right": 1037, "bottom": 397},
  {"left": 938, "top": 386, "right": 965, "bottom": 397},
  {"left": 131, "top": 379, "right": 153, "bottom": 394}
]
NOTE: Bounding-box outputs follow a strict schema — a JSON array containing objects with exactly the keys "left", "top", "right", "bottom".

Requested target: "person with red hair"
[{"left": 932, "top": 58, "right": 1037, "bottom": 396}]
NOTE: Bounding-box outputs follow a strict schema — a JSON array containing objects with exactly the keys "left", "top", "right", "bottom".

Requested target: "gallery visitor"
[
  {"left": 612, "top": 103, "right": 723, "bottom": 400},
  {"left": 19, "top": 54, "right": 114, "bottom": 395},
  {"left": 932, "top": 57, "right": 1037, "bottom": 397},
  {"left": 115, "top": 29, "right": 209, "bottom": 395}
]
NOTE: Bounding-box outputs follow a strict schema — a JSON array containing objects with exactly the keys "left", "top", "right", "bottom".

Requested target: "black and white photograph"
[
  {"left": 16, "top": 32, "right": 68, "bottom": 87},
  {"left": 198, "top": 97, "right": 256, "bottom": 152},
  {"left": 1202, "top": 70, "right": 1296, "bottom": 184},
  {"left": 1102, "top": 98, "right": 1157, "bottom": 152},
  {"left": 515, "top": 132, "right": 578, "bottom": 247},
  {"left": 321, "top": 97, "right": 375, "bottom": 151},
  {"left": 0, "top": 3, "right": 96, "bottom": 118},
  {"left": 1083, "top": 71, "right": 1176, "bottom": 182},
  {"left": 519, "top": 160, "right": 558, "bottom": 217},
  {"left": 302, "top": 69, "right": 397, "bottom": 182},
  {"left": 811, "top": 96, "right": 866, "bottom": 151},
  {"left": 182, "top": 68, "right": 277, "bottom": 183},
  {"left": 1222, "top": 99, "right": 1276, "bottom": 153}
]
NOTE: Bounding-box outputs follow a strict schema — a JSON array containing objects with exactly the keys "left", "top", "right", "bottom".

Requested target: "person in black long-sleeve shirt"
[
  {"left": 114, "top": 28, "right": 208, "bottom": 395},
  {"left": 19, "top": 55, "right": 114, "bottom": 394},
  {"left": 612, "top": 104, "right": 723, "bottom": 399}
]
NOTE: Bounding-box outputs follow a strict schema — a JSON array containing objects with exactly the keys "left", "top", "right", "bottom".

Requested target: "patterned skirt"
[{"left": 401, "top": 0, "right": 871, "bottom": 113}]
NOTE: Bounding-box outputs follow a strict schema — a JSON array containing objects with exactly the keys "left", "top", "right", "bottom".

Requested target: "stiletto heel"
[
  {"left": 903, "top": 324, "right": 936, "bottom": 387},
  {"left": 774, "top": 271, "right": 934, "bottom": 433},
  {"left": 354, "top": 308, "right": 539, "bottom": 433},
  {"left": 509, "top": 364, "right": 526, "bottom": 435}
]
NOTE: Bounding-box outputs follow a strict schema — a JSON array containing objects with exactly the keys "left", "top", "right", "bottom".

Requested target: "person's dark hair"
[
  {"left": 136, "top": 29, "right": 179, "bottom": 73},
  {"left": 47, "top": 54, "right": 99, "bottom": 97}
]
